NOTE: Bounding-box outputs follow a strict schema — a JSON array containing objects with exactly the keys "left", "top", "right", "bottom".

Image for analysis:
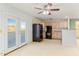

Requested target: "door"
[
  {"left": 20, "top": 21, "right": 26, "bottom": 43},
  {"left": 8, "top": 18, "right": 16, "bottom": 48}
]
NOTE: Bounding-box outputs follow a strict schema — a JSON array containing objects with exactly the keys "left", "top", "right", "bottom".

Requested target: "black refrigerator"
[{"left": 33, "top": 24, "right": 43, "bottom": 42}]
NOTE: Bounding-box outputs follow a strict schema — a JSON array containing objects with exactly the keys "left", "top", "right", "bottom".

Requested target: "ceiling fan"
[{"left": 34, "top": 3, "right": 60, "bottom": 15}]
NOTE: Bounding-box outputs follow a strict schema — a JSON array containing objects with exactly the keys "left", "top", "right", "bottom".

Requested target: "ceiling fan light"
[{"left": 43, "top": 10, "right": 49, "bottom": 15}]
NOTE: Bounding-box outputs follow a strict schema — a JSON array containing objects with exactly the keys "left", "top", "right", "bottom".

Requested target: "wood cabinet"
[
  {"left": 52, "top": 20, "right": 68, "bottom": 29},
  {"left": 52, "top": 30, "right": 62, "bottom": 39},
  {"left": 44, "top": 20, "right": 68, "bottom": 39}
]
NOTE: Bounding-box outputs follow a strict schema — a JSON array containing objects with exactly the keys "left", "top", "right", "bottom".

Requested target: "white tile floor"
[{"left": 6, "top": 39, "right": 79, "bottom": 56}]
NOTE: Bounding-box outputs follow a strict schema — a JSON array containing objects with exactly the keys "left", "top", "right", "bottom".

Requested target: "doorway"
[
  {"left": 70, "top": 20, "right": 79, "bottom": 39},
  {"left": 70, "top": 20, "right": 79, "bottom": 46},
  {"left": 76, "top": 21, "right": 79, "bottom": 39}
]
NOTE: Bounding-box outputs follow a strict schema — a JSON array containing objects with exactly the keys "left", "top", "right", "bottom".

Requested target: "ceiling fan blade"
[
  {"left": 48, "top": 3, "right": 52, "bottom": 6},
  {"left": 34, "top": 7, "right": 43, "bottom": 10},
  {"left": 38, "top": 11, "right": 43, "bottom": 14},
  {"left": 50, "top": 9, "right": 60, "bottom": 11}
]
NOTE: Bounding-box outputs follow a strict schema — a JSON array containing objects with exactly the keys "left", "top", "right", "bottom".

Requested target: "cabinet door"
[
  {"left": 20, "top": 21, "right": 26, "bottom": 43},
  {"left": 8, "top": 18, "right": 16, "bottom": 48}
]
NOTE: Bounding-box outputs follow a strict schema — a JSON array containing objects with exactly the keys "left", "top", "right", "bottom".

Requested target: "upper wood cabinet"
[{"left": 44, "top": 20, "right": 68, "bottom": 29}]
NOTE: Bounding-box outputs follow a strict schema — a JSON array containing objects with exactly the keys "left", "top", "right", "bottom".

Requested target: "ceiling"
[{"left": 8, "top": 3, "right": 79, "bottom": 20}]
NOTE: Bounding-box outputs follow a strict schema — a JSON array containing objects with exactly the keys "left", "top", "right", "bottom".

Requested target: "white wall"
[{"left": 0, "top": 4, "right": 33, "bottom": 54}]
